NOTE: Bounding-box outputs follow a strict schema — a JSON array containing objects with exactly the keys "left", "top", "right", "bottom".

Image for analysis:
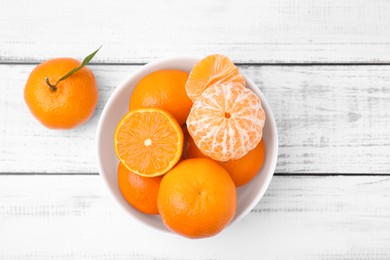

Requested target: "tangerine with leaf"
[{"left": 24, "top": 47, "right": 101, "bottom": 129}]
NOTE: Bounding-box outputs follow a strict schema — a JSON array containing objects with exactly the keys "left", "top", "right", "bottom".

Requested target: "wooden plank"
[
  {"left": 1, "top": 0, "right": 390, "bottom": 63},
  {"left": 1, "top": 64, "right": 390, "bottom": 174},
  {"left": 0, "top": 175, "right": 389, "bottom": 259}
]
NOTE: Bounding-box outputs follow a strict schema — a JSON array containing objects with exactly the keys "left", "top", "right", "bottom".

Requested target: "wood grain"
[
  {"left": 0, "top": 175, "right": 389, "bottom": 259},
  {"left": 1, "top": 64, "right": 389, "bottom": 174},
  {"left": 1, "top": 0, "right": 390, "bottom": 64}
]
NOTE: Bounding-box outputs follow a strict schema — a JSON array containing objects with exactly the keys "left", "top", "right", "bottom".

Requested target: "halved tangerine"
[{"left": 114, "top": 108, "right": 183, "bottom": 177}]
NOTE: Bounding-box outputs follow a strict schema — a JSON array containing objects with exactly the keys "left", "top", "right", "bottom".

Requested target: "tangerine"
[
  {"left": 157, "top": 158, "right": 236, "bottom": 238},
  {"left": 118, "top": 162, "right": 162, "bottom": 215},
  {"left": 187, "top": 136, "right": 265, "bottom": 187},
  {"left": 24, "top": 58, "right": 98, "bottom": 129},
  {"left": 114, "top": 108, "right": 183, "bottom": 177},
  {"left": 129, "top": 70, "right": 192, "bottom": 125},
  {"left": 186, "top": 82, "right": 265, "bottom": 162}
]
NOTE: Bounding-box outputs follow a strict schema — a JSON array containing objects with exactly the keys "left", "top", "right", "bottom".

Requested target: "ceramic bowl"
[{"left": 96, "top": 56, "right": 278, "bottom": 236}]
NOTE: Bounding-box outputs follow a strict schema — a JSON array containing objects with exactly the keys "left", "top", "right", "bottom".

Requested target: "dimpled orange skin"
[
  {"left": 24, "top": 58, "right": 98, "bottom": 129},
  {"left": 129, "top": 70, "right": 192, "bottom": 126},
  {"left": 118, "top": 162, "right": 162, "bottom": 215},
  {"left": 187, "top": 136, "right": 265, "bottom": 187},
  {"left": 157, "top": 158, "right": 237, "bottom": 239}
]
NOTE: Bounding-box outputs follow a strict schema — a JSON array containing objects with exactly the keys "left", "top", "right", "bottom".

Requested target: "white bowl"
[{"left": 96, "top": 56, "right": 278, "bottom": 236}]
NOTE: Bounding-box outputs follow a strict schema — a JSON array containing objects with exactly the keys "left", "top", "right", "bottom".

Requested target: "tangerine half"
[{"left": 114, "top": 108, "right": 183, "bottom": 177}]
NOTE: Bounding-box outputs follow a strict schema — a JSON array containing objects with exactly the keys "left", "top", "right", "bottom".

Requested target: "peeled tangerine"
[{"left": 186, "top": 82, "right": 265, "bottom": 162}]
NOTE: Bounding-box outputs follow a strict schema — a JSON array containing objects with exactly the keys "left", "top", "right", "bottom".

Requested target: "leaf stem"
[
  {"left": 45, "top": 77, "right": 57, "bottom": 91},
  {"left": 45, "top": 45, "right": 102, "bottom": 91}
]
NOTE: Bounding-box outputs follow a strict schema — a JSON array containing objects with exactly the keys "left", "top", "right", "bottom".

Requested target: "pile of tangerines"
[{"left": 115, "top": 54, "right": 266, "bottom": 239}]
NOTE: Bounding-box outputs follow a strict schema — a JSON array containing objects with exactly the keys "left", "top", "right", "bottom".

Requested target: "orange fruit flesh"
[{"left": 115, "top": 108, "right": 183, "bottom": 177}]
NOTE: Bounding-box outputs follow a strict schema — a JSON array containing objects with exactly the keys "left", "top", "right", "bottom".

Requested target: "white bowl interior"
[{"left": 97, "top": 56, "right": 278, "bottom": 236}]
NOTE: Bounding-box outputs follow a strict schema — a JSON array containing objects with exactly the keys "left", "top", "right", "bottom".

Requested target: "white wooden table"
[{"left": 1, "top": 0, "right": 390, "bottom": 259}]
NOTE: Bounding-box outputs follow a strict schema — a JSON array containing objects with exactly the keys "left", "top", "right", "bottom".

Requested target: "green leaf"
[{"left": 54, "top": 45, "right": 102, "bottom": 86}]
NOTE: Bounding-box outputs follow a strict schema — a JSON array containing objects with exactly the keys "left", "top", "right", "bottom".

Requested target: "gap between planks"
[
  {"left": 3, "top": 62, "right": 390, "bottom": 66},
  {"left": 1, "top": 173, "right": 389, "bottom": 176}
]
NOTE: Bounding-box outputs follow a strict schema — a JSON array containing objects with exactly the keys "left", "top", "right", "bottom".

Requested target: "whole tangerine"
[
  {"left": 118, "top": 162, "right": 162, "bottom": 215},
  {"left": 129, "top": 70, "right": 192, "bottom": 126},
  {"left": 157, "top": 158, "right": 236, "bottom": 239},
  {"left": 24, "top": 57, "right": 98, "bottom": 129},
  {"left": 187, "top": 136, "right": 265, "bottom": 187}
]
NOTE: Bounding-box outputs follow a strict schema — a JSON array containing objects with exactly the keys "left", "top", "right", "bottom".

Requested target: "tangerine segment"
[
  {"left": 185, "top": 54, "right": 245, "bottom": 101},
  {"left": 186, "top": 82, "right": 265, "bottom": 162},
  {"left": 115, "top": 108, "right": 183, "bottom": 177},
  {"left": 157, "top": 158, "right": 236, "bottom": 239}
]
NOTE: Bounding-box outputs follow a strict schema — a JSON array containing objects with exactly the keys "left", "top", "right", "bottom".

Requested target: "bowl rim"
[{"left": 96, "top": 56, "right": 279, "bottom": 236}]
